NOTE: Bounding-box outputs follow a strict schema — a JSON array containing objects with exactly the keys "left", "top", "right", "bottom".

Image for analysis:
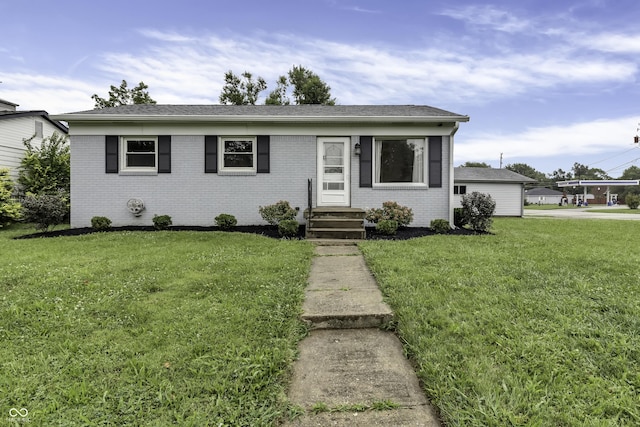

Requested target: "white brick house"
[{"left": 53, "top": 105, "right": 469, "bottom": 228}]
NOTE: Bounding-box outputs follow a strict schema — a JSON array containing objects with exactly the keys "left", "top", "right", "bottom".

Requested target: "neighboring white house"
[
  {"left": 454, "top": 167, "right": 536, "bottom": 216},
  {"left": 53, "top": 104, "right": 469, "bottom": 229},
  {"left": 0, "top": 98, "right": 69, "bottom": 178},
  {"left": 525, "top": 187, "right": 564, "bottom": 205}
]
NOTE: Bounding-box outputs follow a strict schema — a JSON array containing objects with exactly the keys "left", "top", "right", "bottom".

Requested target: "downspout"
[{"left": 449, "top": 122, "right": 460, "bottom": 227}]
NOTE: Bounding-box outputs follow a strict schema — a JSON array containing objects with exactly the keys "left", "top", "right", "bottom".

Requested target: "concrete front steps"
[{"left": 305, "top": 207, "right": 366, "bottom": 240}]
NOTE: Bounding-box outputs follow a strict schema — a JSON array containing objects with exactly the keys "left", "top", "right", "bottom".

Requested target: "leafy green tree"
[
  {"left": 219, "top": 71, "right": 267, "bottom": 105},
  {"left": 265, "top": 76, "right": 290, "bottom": 105},
  {"left": 0, "top": 169, "right": 22, "bottom": 227},
  {"left": 265, "top": 65, "right": 336, "bottom": 105},
  {"left": 460, "top": 161, "right": 491, "bottom": 168},
  {"left": 92, "top": 80, "right": 156, "bottom": 109},
  {"left": 617, "top": 165, "right": 640, "bottom": 201},
  {"left": 550, "top": 168, "right": 572, "bottom": 182},
  {"left": 505, "top": 163, "right": 546, "bottom": 182},
  {"left": 18, "top": 132, "right": 70, "bottom": 195}
]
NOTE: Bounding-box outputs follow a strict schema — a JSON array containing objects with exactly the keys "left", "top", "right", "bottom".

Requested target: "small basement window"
[{"left": 122, "top": 137, "right": 157, "bottom": 171}]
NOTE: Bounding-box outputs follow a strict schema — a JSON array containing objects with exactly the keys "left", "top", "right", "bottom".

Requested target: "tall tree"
[
  {"left": 92, "top": 80, "right": 156, "bottom": 109},
  {"left": 460, "top": 161, "right": 491, "bottom": 168},
  {"left": 265, "top": 65, "right": 336, "bottom": 105},
  {"left": 550, "top": 168, "right": 572, "bottom": 182},
  {"left": 618, "top": 165, "right": 640, "bottom": 199},
  {"left": 219, "top": 71, "right": 267, "bottom": 105},
  {"left": 505, "top": 163, "right": 547, "bottom": 182},
  {"left": 265, "top": 76, "right": 290, "bottom": 105}
]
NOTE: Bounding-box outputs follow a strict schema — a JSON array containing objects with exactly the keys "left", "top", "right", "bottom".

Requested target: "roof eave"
[{"left": 51, "top": 113, "right": 470, "bottom": 124}]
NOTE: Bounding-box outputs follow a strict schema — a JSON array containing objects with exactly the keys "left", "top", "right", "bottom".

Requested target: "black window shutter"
[
  {"left": 359, "top": 136, "right": 372, "bottom": 187},
  {"left": 158, "top": 135, "right": 171, "bottom": 173},
  {"left": 205, "top": 135, "right": 218, "bottom": 173},
  {"left": 105, "top": 135, "right": 119, "bottom": 173},
  {"left": 257, "top": 135, "right": 270, "bottom": 173},
  {"left": 429, "top": 136, "right": 442, "bottom": 188}
]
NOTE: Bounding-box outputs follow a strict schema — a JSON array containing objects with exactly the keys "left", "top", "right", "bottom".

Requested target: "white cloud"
[
  {"left": 439, "top": 5, "right": 531, "bottom": 33},
  {"left": 456, "top": 116, "right": 640, "bottom": 171}
]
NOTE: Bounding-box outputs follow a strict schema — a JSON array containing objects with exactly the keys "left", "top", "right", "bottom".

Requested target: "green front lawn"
[
  {"left": 1, "top": 227, "right": 313, "bottom": 426},
  {"left": 360, "top": 218, "right": 640, "bottom": 426}
]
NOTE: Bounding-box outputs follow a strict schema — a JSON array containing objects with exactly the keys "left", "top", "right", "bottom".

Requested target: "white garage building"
[{"left": 454, "top": 167, "right": 536, "bottom": 217}]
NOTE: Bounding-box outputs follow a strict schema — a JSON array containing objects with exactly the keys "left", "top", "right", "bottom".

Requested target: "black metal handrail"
[{"left": 307, "top": 178, "right": 312, "bottom": 222}]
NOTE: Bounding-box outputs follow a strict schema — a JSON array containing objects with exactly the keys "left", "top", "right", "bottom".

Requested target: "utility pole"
[{"left": 499, "top": 152, "right": 503, "bottom": 168}]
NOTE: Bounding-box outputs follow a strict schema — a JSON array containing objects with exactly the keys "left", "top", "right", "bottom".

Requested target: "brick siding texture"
[{"left": 71, "top": 135, "right": 450, "bottom": 228}]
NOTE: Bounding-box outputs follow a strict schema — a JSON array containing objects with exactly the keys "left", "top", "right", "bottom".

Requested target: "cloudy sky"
[{"left": 2, "top": 0, "right": 640, "bottom": 176}]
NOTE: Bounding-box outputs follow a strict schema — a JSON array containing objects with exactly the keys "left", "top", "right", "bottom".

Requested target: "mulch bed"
[{"left": 14, "top": 225, "right": 481, "bottom": 240}]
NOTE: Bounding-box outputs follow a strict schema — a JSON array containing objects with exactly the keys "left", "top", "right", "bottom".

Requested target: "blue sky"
[{"left": 2, "top": 0, "right": 640, "bottom": 177}]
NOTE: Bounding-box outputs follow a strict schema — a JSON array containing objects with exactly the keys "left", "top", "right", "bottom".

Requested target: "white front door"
[{"left": 317, "top": 137, "right": 350, "bottom": 206}]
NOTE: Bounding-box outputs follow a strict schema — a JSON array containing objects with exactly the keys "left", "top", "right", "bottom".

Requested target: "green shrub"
[
  {"left": 461, "top": 191, "right": 496, "bottom": 232},
  {"left": 18, "top": 131, "right": 70, "bottom": 194},
  {"left": 215, "top": 213, "right": 237, "bottom": 230},
  {"left": 21, "top": 190, "right": 69, "bottom": 231},
  {"left": 625, "top": 193, "right": 640, "bottom": 209},
  {"left": 259, "top": 200, "right": 297, "bottom": 226},
  {"left": 91, "top": 216, "right": 112, "bottom": 231},
  {"left": 453, "top": 208, "right": 467, "bottom": 228},
  {"left": 0, "top": 169, "right": 22, "bottom": 227},
  {"left": 278, "top": 219, "right": 300, "bottom": 238},
  {"left": 375, "top": 219, "right": 398, "bottom": 235},
  {"left": 430, "top": 219, "right": 450, "bottom": 234},
  {"left": 365, "top": 201, "right": 413, "bottom": 227},
  {"left": 152, "top": 214, "right": 172, "bottom": 230}
]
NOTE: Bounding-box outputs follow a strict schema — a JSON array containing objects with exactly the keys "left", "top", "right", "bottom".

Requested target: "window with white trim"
[
  {"left": 122, "top": 137, "right": 157, "bottom": 171},
  {"left": 219, "top": 137, "right": 256, "bottom": 172},
  {"left": 374, "top": 138, "right": 426, "bottom": 184}
]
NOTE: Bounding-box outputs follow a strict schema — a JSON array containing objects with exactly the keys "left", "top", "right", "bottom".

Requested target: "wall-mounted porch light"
[{"left": 354, "top": 142, "right": 361, "bottom": 156}]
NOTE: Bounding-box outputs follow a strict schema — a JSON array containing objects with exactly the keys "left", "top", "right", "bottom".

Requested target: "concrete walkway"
[{"left": 285, "top": 244, "right": 441, "bottom": 427}]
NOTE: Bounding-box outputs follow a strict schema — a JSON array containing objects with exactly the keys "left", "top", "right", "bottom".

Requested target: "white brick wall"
[
  {"left": 71, "top": 135, "right": 315, "bottom": 227},
  {"left": 71, "top": 134, "right": 451, "bottom": 228}
]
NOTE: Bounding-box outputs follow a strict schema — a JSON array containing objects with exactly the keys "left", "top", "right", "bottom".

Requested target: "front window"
[
  {"left": 374, "top": 138, "right": 425, "bottom": 184},
  {"left": 122, "top": 137, "right": 157, "bottom": 171},
  {"left": 220, "top": 137, "right": 256, "bottom": 171}
]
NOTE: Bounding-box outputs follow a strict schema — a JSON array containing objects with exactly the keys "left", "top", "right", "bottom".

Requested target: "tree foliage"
[
  {"left": 460, "top": 161, "right": 491, "bottom": 168},
  {"left": 220, "top": 65, "right": 336, "bottom": 106},
  {"left": 505, "top": 163, "right": 547, "bottom": 182},
  {"left": 92, "top": 80, "right": 156, "bottom": 109},
  {"left": 0, "top": 169, "right": 22, "bottom": 227},
  {"left": 18, "top": 132, "right": 70, "bottom": 195},
  {"left": 219, "top": 71, "right": 267, "bottom": 105}
]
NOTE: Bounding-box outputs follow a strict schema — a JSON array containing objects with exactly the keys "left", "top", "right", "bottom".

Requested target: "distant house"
[
  {"left": 524, "top": 187, "right": 564, "bottom": 205},
  {"left": 454, "top": 167, "right": 536, "bottom": 216},
  {"left": 0, "top": 98, "right": 68, "bottom": 178},
  {"left": 53, "top": 104, "right": 470, "bottom": 231}
]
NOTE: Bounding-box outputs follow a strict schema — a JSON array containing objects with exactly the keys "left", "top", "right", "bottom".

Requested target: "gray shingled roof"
[
  {"left": 57, "top": 104, "right": 468, "bottom": 120},
  {"left": 0, "top": 110, "right": 69, "bottom": 133},
  {"left": 525, "top": 187, "right": 563, "bottom": 196},
  {"left": 454, "top": 167, "right": 537, "bottom": 183}
]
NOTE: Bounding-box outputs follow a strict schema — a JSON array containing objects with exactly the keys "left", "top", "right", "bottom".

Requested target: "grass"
[
  {"left": 0, "top": 225, "right": 313, "bottom": 426},
  {"left": 360, "top": 218, "right": 640, "bottom": 426}
]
